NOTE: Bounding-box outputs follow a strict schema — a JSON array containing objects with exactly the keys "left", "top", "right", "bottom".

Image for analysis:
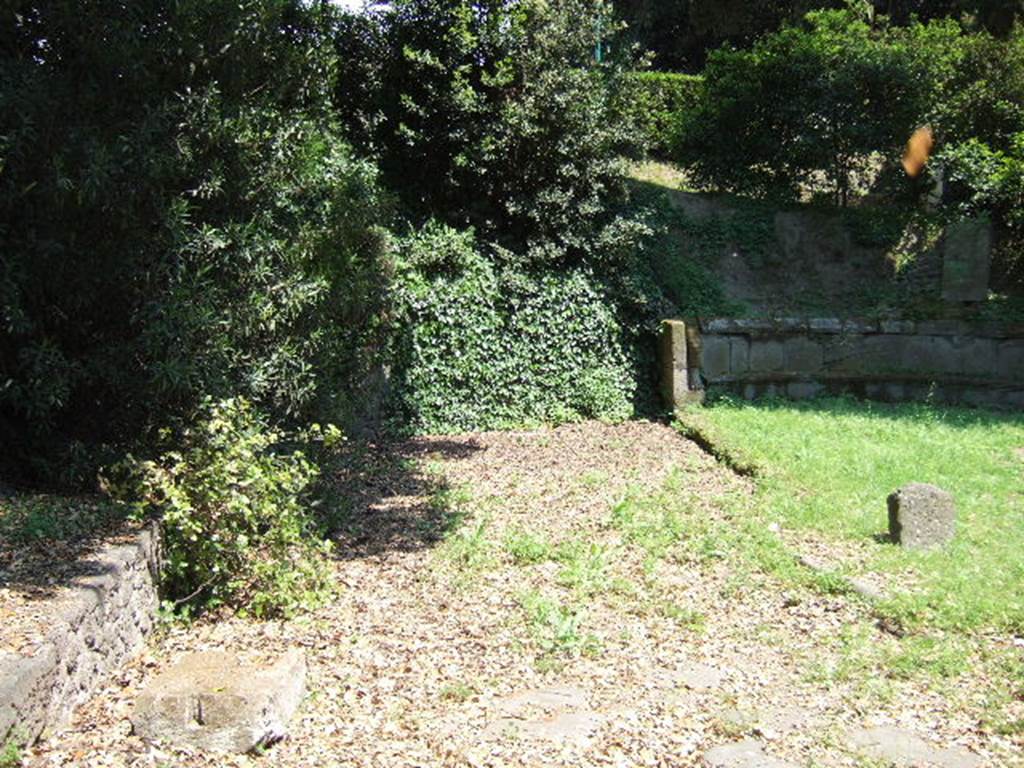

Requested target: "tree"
[
  {"left": 674, "top": 10, "right": 945, "bottom": 204},
  {"left": 0, "top": 1, "right": 389, "bottom": 484},
  {"left": 335, "top": 0, "right": 646, "bottom": 267}
]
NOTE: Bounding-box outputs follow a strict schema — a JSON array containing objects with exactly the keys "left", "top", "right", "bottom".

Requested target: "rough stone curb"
[{"left": 1, "top": 522, "right": 161, "bottom": 745}]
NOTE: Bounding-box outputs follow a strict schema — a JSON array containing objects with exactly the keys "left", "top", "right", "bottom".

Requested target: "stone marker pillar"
[
  {"left": 942, "top": 217, "right": 992, "bottom": 303},
  {"left": 660, "top": 320, "right": 703, "bottom": 410},
  {"left": 887, "top": 483, "right": 956, "bottom": 550}
]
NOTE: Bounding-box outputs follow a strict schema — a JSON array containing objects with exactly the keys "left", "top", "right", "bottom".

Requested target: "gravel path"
[{"left": 25, "top": 421, "right": 1020, "bottom": 767}]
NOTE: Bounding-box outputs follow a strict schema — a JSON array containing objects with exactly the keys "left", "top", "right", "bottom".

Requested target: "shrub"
[
  {"left": 674, "top": 10, "right": 945, "bottom": 204},
  {"left": 617, "top": 72, "right": 703, "bottom": 157},
  {"left": 388, "top": 224, "right": 642, "bottom": 433},
  {"left": 108, "top": 398, "right": 337, "bottom": 617},
  {"left": 335, "top": 0, "right": 645, "bottom": 267},
  {"left": 0, "top": 1, "right": 390, "bottom": 485}
]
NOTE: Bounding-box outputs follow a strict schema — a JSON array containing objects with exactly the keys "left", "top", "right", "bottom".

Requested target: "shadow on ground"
[
  {"left": 324, "top": 435, "right": 486, "bottom": 560},
  {"left": 0, "top": 495, "right": 135, "bottom": 603}
]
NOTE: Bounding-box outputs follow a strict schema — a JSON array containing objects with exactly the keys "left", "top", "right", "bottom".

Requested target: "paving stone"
[
  {"left": 494, "top": 686, "right": 587, "bottom": 715},
  {"left": 673, "top": 663, "right": 726, "bottom": 692},
  {"left": 519, "top": 710, "right": 604, "bottom": 746},
  {"left": 849, "top": 727, "right": 984, "bottom": 768},
  {"left": 887, "top": 483, "right": 957, "bottom": 550},
  {"left": 703, "top": 739, "right": 797, "bottom": 768},
  {"left": 132, "top": 649, "right": 306, "bottom": 754}
]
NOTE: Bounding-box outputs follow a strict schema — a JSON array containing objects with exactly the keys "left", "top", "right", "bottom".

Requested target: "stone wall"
[
  {"left": 0, "top": 523, "right": 161, "bottom": 744},
  {"left": 661, "top": 318, "right": 1024, "bottom": 410}
]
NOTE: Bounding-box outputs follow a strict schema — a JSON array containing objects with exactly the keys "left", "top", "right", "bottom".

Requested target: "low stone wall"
[
  {"left": 0, "top": 523, "right": 161, "bottom": 744},
  {"left": 661, "top": 318, "right": 1024, "bottom": 409}
]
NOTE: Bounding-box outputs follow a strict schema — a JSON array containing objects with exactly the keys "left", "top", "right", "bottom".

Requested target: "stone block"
[
  {"left": 133, "top": 650, "right": 307, "bottom": 754},
  {"left": 660, "top": 320, "right": 688, "bottom": 409},
  {"left": 880, "top": 320, "right": 916, "bottom": 335},
  {"left": 942, "top": 217, "right": 992, "bottom": 302},
  {"left": 997, "top": 340, "right": 1024, "bottom": 382},
  {"left": 783, "top": 337, "right": 823, "bottom": 373},
  {"left": 808, "top": 318, "right": 843, "bottom": 334},
  {"left": 958, "top": 338, "right": 999, "bottom": 378},
  {"left": 729, "top": 337, "right": 750, "bottom": 374},
  {"left": 749, "top": 341, "right": 784, "bottom": 372},
  {"left": 902, "top": 336, "right": 959, "bottom": 375},
  {"left": 702, "top": 336, "right": 731, "bottom": 379},
  {"left": 887, "top": 483, "right": 956, "bottom": 550}
]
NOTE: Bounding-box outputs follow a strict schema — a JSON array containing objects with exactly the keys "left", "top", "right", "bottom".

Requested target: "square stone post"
[{"left": 660, "top": 320, "right": 704, "bottom": 410}]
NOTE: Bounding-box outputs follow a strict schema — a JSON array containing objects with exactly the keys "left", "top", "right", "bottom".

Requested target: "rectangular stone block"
[
  {"left": 749, "top": 340, "right": 784, "bottom": 372},
  {"left": 942, "top": 217, "right": 992, "bottom": 302},
  {"left": 783, "top": 337, "right": 824, "bottom": 373},
  {"left": 958, "top": 338, "right": 999, "bottom": 378},
  {"left": 729, "top": 337, "right": 750, "bottom": 374},
  {"left": 997, "top": 340, "right": 1024, "bottom": 382},
  {"left": 902, "top": 336, "right": 960, "bottom": 375},
  {"left": 787, "top": 381, "right": 823, "bottom": 400},
  {"left": 702, "top": 335, "right": 731, "bottom": 379},
  {"left": 660, "top": 320, "right": 688, "bottom": 409},
  {"left": 888, "top": 483, "right": 956, "bottom": 550}
]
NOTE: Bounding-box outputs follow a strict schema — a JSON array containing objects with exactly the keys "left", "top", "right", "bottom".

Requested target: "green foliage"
[
  {"left": 335, "top": 0, "right": 645, "bottom": 267},
  {"left": 389, "top": 224, "right": 643, "bottom": 433},
  {"left": 504, "top": 528, "right": 554, "bottom": 565},
  {"left": 518, "top": 589, "right": 601, "bottom": 661},
  {"left": 617, "top": 72, "right": 704, "bottom": 156},
  {"left": 109, "top": 398, "right": 336, "bottom": 617},
  {"left": 615, "top": 0, "right": 838, "bottom": 72},
  {"left": 675, "top": 10, "right": 944, "bottom": 203},
  {"left": 0, "top": 738, "right": 21, "bottom": 768},
  {"left": 941, "top": 134, "right": 1024, "bottom": 284},
  {"left": 0, "top": 1, "right": 390, "bottom": 485}
]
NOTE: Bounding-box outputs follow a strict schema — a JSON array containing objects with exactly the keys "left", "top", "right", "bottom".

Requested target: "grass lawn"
[{"left": 679, "top": 395, "right": 1024, "bottom": 634}]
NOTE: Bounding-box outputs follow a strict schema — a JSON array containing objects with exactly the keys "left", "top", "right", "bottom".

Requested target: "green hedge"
[
  {"left": 388, "top": 225, "right": 641, "bottom": 433},
  {"left": 619, "top": 72, "right": 704, "bottom": 157}
]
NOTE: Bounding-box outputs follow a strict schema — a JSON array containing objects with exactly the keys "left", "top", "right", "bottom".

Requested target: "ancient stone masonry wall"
[
  {"left": 661, "top": 318, "right": 1024, "bottom": 409},
  {"left": 0, "top": 523, "right": 161, "bottom": 744}
]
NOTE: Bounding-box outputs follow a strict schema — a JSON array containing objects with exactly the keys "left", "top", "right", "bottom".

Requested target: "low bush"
[
  {"left": 617, "top": 72, "right": 703, "bottom": 157},
  {"left": 108, "top": 398, "right": 338, "bottom": 618},
  {"left": 388, "top": 224, "right": 646, "bottom": 433}
]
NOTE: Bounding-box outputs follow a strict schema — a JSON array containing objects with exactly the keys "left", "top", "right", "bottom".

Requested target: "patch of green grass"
[
  {"left": 439, "top": 682, "right": 477, "bottom": 703},
  {"left": 681, "top": 396, "right": 1024, "bottom": 634},
  {"left": 503, "top": 528, "right": 553, "bottom": 565},
  {"left": 0, "top": 737, "right": 22, "bottom": 768},
  {"left": 438, "top": 515, "right": 494, "bottom": 573},
  {"left": 518, "top": 589, "right": 601, "bottom": 664},
  {"left": 554, "top": 540, "right": 611, "bottom": 596},
  {"left": 656, "top": 599, "right": 706, "bottom": 631}
]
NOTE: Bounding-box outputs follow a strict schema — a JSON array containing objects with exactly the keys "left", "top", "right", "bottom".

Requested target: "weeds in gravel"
[
  {"left": 656, "top": 599, "right": 706, "bottom": 631},
  {"left": 0, "top": 738, "right": 21, "bottom": 768},
  {"left": 439, "top": 682, "right": 477, "bottom": 702},
  {"left": 518, "top": 589, "right": 601, "bottom": 666},
  {"left": 554, "top": 540, "right": 611, "bottom": 596},
  {"left": 439, "top": 516, "right": 494, "bottom": 573},
  {"left": 503, "top": 528, "right": 553, "bottom": 565}
]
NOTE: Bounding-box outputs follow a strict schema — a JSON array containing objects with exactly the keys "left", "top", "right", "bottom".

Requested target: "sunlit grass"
[{"left": 681, "top": 396, "right": 1024, "bottom": 633}]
